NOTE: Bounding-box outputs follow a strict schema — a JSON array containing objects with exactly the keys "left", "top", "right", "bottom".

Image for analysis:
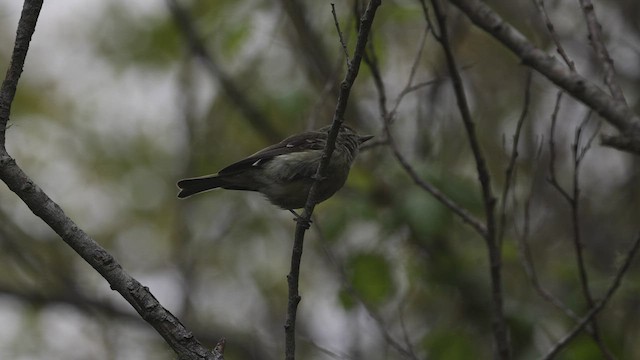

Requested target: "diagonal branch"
[
  {"left": 541, "top": 234, "right": 640, "bottom": 359},
  {"left": 0, "top": 155, "right": 219, "bottom": 360},
  {"left": 0, "top": 1, "right": 221, "bottom": 359},
  {"left": 448, "top": 0, "right": 640, "bottom": 151}
]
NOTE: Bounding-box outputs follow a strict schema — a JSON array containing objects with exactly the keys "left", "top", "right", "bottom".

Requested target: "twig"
[
  {"left": 430, "top": 0, "right": 510, "bottom": 358},
  {"left": 541, "top": 234, "right": 640, "bottom": 359},
  {"left": 547, "top": 106, "right": 613, "bottom": 358},
  {"left": 515, "top": 180, "right": 585, "bottom": 324},
  {"left": 570, "top": 112, "right": 613, "bottom": 359},
  {"left": 331, "top": 3, "right": 351, "bottom": 65},
  {"left": 578, "top": 0, "right": 627, "bottom": 106},
  {"left": 547, "top": 91, "right": 572, "bottom": 202},
  {"left": 532, "top": 0, "right": 576, "bottom": 71},
  {"left": 513, "top": 137, "right": 604, "bottom": 335},
  {"left": 498, "top": 70, "right": 532, "bottom": 247},
  {"left": 362, "top": 1, "right": 487, "bottom": 237},
  {"left": 284, "top": 2, "right": 381, "bottom": 359}
]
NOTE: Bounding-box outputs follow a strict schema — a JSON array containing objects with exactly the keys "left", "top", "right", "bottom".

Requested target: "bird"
[{"left": 177, "top": 124, "right": 373, "bottom": 213}]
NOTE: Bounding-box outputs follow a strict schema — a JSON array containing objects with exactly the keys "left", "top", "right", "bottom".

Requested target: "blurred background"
[{"left": 1, "top": 0, "right": 640, "bottom": 359}]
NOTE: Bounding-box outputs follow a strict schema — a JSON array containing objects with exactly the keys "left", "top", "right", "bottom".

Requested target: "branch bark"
[
  {"left": 284, "top": 2, "right": 381, "bottom": 359},
  {"left": 0, "top": 1, "right": 221, "bottom": 359},
  {"left": 448, "top": 0, "right": 640, "bottom": 153}
]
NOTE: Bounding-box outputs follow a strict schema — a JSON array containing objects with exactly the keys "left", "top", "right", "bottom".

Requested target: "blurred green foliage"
[{"left": 1, "top": 0, "right": 640, "bottom": 359}]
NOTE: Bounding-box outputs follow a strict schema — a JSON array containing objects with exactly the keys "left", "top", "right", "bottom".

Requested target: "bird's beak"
[{"left": 358, "top": 135, "right": 374, "bottom": 144}]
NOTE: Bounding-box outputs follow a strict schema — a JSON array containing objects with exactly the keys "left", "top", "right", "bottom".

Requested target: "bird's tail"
[{"left": 177, "top": 175, "right": 228, "bottom": 199}]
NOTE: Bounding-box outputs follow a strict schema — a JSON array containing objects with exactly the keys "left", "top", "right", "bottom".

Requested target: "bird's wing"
[{"left": 218, "top": 131, "right": 326, "bottom": 175}]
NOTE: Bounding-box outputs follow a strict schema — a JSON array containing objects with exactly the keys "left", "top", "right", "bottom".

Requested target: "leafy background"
[{"left": 1, "top": 0, "right": 639, "bottom": 359}]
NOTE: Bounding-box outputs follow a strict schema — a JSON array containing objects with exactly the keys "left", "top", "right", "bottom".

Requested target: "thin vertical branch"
[
  {"left": 284, "top": 2, "right": 381, "bottom": 359},
  {"left": 498, "top": 71, "right": 532, "bottom": 246},
  {"left": 570, "top": 113, "right": 613, "bottom": 359},
  {"left": 331, "top": 3, "right": 351, "bottom": 65},
  {"left": 361, "top": 0, "right": 487, "bottom": 236},
  {"left": 515, "top": 139, "right": 605, "bottom": 341},
  {"left": 547, "top": 108, "right": 613, "bottom": 358},
  {"left": 546, "top": 91, "right": 572, "bottom": 202},
  {"left": 430, "top": 0, "right": 509, "bottom": 357},
  {"left": 516, "top": 181, "right": 584, "bottom": 322}
]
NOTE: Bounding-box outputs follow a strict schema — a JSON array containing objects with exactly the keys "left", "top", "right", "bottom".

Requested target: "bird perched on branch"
[{"left": 177, "top": 124, "right": 373, "bottom": 211}]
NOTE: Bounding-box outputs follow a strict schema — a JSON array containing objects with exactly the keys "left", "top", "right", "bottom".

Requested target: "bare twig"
[
  {"left": 547, "top": 91, "right": 572, "bottom": 202},
  {"left": 547, "top": 107, "right": 613, "bottom": 358},
  {"left": 516, "top": 182, "right": 584, "bottom": 323},
  {"left": 569, "top": 112, "right": 613, "bottom": 359},
  {"left": 532, "top": 0, "right": 576, "bottom": 71},
  {"left": 331, "top": 3, "right": 351, "bottom": 65},
  {"left": 578, "top": 0, "right": 627, "bottom": 105},
  {"left": 430, "top": 0, "right": 509, "bottom": 357},
  {"left": 285, "top": 2, "right": 381, "bottom": 359},
  {"left": 362, "top": 1, "right": 487, "bottom": 237},
  {"left": 541, "top": 234, "right": 640, "bottom": 359},
  {"left": 514, "top": 137, "right": 604, "bottom": 334},
  {"left": 498, "top": 70, "right": 532, "bottom": 246}
]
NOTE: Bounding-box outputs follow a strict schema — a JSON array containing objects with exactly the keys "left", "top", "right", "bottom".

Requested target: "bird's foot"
[{"left": 289, "top": 209, "right": 312, "bottom": 229}]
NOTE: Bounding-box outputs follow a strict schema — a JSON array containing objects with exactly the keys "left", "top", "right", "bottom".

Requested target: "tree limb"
[
  {"left": 285, "top": 2, "right": 381, "bottom": 359},
  {"left": 0, "top": 1, "right": 221, "bottom": 359},
  {"left": 448, "top": 0, "right": 640, "bottom": 152}
]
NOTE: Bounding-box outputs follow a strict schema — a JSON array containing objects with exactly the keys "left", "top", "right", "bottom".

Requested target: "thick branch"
[
  {"left": 0, "top": 155, "right": 218, "bottom": 360},
  {"left": 448, "top": 0, "right": 639, "bottom": 136},
  {"left": 0, "top": 1, "right": 220, "bottom": 359}
]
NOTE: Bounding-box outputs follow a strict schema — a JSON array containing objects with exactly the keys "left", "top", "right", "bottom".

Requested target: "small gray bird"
[{"left": 177, "top": 125, "right": 373, "bottom": 210}]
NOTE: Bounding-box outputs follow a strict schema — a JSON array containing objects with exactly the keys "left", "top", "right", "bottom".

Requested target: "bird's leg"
[
  {"left": 289, "top": 209, "right": 312, "bottom": 229},
  {"left": 311, "top": 174, "right": 326, "bottom": 181}
]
